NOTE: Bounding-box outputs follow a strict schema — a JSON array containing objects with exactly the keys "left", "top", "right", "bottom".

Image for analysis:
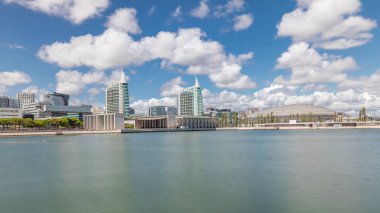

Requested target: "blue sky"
[{"left": 0, "top": 0, "right": 380, "bottom": 115}]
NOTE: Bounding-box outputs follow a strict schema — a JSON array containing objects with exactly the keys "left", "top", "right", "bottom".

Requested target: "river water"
[{"left": 1, "top": 130, "right": 380, "bottom": 213}]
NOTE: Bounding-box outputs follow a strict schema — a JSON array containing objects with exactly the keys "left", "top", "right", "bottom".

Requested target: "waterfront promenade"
[{"left": 1, "top": 123, "right": 380, "bottom": 137}]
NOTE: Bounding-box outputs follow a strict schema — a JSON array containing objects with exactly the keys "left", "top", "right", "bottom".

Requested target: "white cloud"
[
  {"left": 160, "top": 77, "right": 186, "bottom": 97},
  {"left": 8, "top": 44, "right": 27, "bottom": 50},
  {"left": 172, "top": 6, "right": 182, "bottom": 20},
  {"left": 55, "top": 69, "right": 128, "bottom": 95},
  {"left": 38, "top": 9, "right": 256, "bottom": 90},
  {"left": 277, "top": 0, "right": 377, "bottom": 49},
  {"left": 275, "top": 43, "right": 357, "bottom": 85},
  {"left": 338, "top": 70, "right": 380, "bottom": 95},
  {"left": 233, "top": 13, "right": 253, "bottom": 31},
  {"left": 0, "top": 70, "right": 31, "bottom": 93},
  {"left": 215, "top": 0, "right": 245, "bottom": 17},
  {"left": 106, "top": 8, "right": 141, "bottom": 34},
  {"left": 191, "top": 0, "right": 209, "bottom": 19},
  {"left": 22, "top": 85, "right": 49, "bottom": 102},
  {"left": 2, "top": 0, "right": 109, "bottom": 24},
  {"left": 130, "top": 97, "right": 177, "bottom": 115},
  {"left": 148, "top": 6, "right": 156, "bottom": 16}
]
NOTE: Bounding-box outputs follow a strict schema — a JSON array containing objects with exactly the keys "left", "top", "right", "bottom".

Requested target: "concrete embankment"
[
  {"left": 217, "top": 126, "right": 380, "bottom": 130},
  {"left": 0, "top": 130, "right": 121, "bottom": 137}
]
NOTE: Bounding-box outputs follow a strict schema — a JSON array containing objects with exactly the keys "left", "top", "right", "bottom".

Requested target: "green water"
[{"left": 1, "top": 130, "right": 380, "bottom": 213}]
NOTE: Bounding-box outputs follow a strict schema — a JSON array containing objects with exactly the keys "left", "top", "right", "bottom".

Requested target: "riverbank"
[
  {"left": 1, "top": 125, "right": 379, "bottom": 137},
  {"left": 218, "top": 126, "right": 380, "bottom": 130}
]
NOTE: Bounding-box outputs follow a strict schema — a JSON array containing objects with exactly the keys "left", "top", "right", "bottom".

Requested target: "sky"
[{"left": 0, "top": 0, "right": 380, "bottom": 116}]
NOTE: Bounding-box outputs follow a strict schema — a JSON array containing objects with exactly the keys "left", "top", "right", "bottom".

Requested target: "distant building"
[
  {"left": 248, "top": 105, "right": 337, "bottom": 123},
  {"left": 16, "top": 92, "right": 35, "bottom": 108},
  {"left": 106, "top": 70, "right": 129, "bottom": 118},
  {"left": 83, "top": 113, "right": 124, "bottom": 130},
  {"left": 0, "top": 95, "right": 19, "bottom": 109},
  {"left": 128, "top": 108, "right": 135, "bottom": 116},
  {"left": 177, "top": 77, "right": 203, "bottom": 116},
  {"left": 23, "top": 103, "right": 91, "bottom": 121},
  {"left": 43, "top": 92, "right": 69, "bottom": 106},
  {"left": 0, "top": 108, "right": 22, "bottom": 118},
  {"left": 134, "top": 115, "right": 216, "bottom": 129},
  {"left": 148, "top": 106, "right": 177, "bottom": 116}
]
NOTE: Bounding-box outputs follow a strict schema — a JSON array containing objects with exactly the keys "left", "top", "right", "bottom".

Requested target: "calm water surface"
[{"left": 1, "top": 130, "right": 380, "bottom": 213}]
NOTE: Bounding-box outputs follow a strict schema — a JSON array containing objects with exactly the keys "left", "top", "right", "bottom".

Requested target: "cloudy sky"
[{"left": 0, "top": 0, "right": 379, "bottom": 115}]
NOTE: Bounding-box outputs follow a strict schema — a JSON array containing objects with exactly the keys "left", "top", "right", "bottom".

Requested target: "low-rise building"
[
  {"left": 176, "top": 116, "right": 217, "bottom": 129},
  {"left": 148, "top": 106, "right": 177, "bottom": 116},
  {"left": 0, "top": 108, "right": 22, "bottom": 118},
  {"left": 135, "top": 116, "right": 176, "bottom": 129},
  {"left": 83, "top": 113, "right": 125, "bottom": 130},
  {"left": 23, "top": 103, "right": 92, "bottom": 120}
]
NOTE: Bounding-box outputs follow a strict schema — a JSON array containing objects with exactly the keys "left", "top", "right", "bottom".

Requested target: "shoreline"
[{"left": 1, "top": 126, "right": 379, "bottom": 137}]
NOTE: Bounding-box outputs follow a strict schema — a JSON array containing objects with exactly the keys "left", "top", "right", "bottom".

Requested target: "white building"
[
  {"left": 0, "top": 108, "right": 22, "bottom": 118},
  {"left": 83, "top": 113, "right": 125, "bottom": 130},
  {"left": 23, "top": 103, "right": 92, "bottom": 120},
  {"left": 16, "top": 92, "right": 35, "bottom": 108},
  {"left": 106, "top": 70, "right": 129, "bottom": 118},
  {"left": 177, "top": 77, "right": 203, "bottom": 116}
]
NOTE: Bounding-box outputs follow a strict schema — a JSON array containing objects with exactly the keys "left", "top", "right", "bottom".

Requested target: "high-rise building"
[
  {"left": 43, "top": 92, "right": 69, "bottom": 106},
  {"left": 105, "top": 70, "right": 129, "bottom": 118},
  {"left": 177, "top": 77, "right": 203, "bottom": 116},
  {"left": 16, "top": 92, "right": 35, "bottom": 108},
  {"left": 0, "top": 95, "right": 20, "bottom": 109},
  {"left": 149, "top": 106, "right": 177, "bottom": 116}
]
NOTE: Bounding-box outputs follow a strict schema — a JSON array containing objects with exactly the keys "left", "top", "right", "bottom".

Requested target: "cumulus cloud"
[
  {"left": 215, "top": 0, "right": 245, "bottom": 17},
  {"left": 22, "top": 85, "right": 49, "bottom": 102},
  {"left": 0, "top": 70, "right": 31, "bottom": 93},
  {"left": 55, "top": 69, "right": 128, "bottom": 95},
  {"left": 130, "top": 97, "right": 177, "bottom": 115},
  {"left": 160, "top": 77, "right": 186, "bottom": 97},
  {"left": 233, "top": 13, "right": 253, "bottom": 31},
  {"left": 275, "top": 43, "right": 357, "bottom": 85},
  {"left": 191, "top": 0, "right": 209, "bottom": 19},
  {"left": 2, "top": 0, "right": 109, "bottom": 24},
  {"left": 338, "top": 70, "right": 380, "bottom": 95},
  {"left": 277, "top": 0, "right": 377, "bottom": 49},
  {"left": 106, "top": 8, "right": 141, "bottom": 34},
  {"left": 38, "top": 8, "right": 256, "bottom": 90}
]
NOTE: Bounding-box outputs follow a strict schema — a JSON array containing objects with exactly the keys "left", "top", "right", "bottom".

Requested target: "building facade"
[
  {"left": 16, "top": 92, "right": 35, "bottom": 108},
  {"left": 43, "top": 92, "right": 69, "bottom": 106},
  {"left": 83, "top": 113, "right": 125, "bottom": 130},
  {"left": 0, "top": 108, "right": 22, "bottom": 118},
  {"left": 177, "top": 77, "right": 203, "bottom": 116},
  {"left": 148, "top": 106, "right": 177, "bottom": 116},
  {"left": 0, "top": 96, "right": 19, "bottom": 109},
  {"left": 106, "top": 70, "right": 129, "bottom": 118},
  {"left": 23, "top": 103, "right": 92, "bottom": 120}
]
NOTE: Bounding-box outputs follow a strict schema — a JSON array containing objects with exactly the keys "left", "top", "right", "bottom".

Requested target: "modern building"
[
  {"left": 135, "top": 116, "right": 177, "bottom": 129},
  {"left": 0, "top": 95, "right": 19, "bottom": 109},
  {"left": 134, "top": 115, "right": 216, "bottom": 129},
  {"left": 148, "top": 106, "right": 177, "bottom": 116},
  {"left": 0, "top": 108, "right": 22, "bottom": 118},
  {"left": 16, "top": 92, "right": 35, "bottom": 108},
  {"left": 176, "top": 116, "right": 217, "bottom": 129},
  {"left": 177, "top": 77, "right": 203, "bottom": 116},
  {"left": 248, "top": 105, "right": 338, "bottom": 123},
  {"left": 105, "top": 70, "right": 129, "bottom": 118},
  {"left": 83, "top": 113, "right": 125, "bottom": 130},
  {"left": 23, "top": 103, "right": 92, "bottom": 120},
  {"left": 128, "top": 107, "right": 135, "bottom": 116},
  {"left": 43, "top": 92, "right": 69, "bottom": 106}
]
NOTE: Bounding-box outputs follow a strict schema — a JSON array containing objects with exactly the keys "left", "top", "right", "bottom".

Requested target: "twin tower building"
[{"left": 105, "top": 70, "right": 204, "bottom": 118}]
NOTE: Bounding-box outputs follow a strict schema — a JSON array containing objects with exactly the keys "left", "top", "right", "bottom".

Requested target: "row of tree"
[{"left": 0, "top": 118, "right": 83, "bottom": 131}]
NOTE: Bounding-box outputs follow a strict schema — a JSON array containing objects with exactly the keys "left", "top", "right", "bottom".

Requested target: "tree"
[{"left": 59, "top": 118, "right": 70, "bottom": 129}]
